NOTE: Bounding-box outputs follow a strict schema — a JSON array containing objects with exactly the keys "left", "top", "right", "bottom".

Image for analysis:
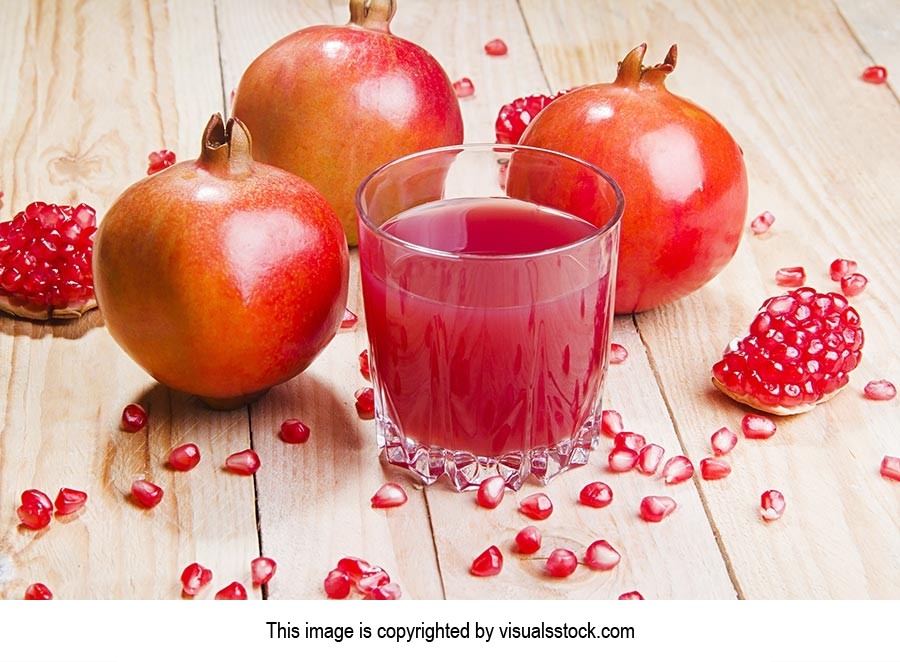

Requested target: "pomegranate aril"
[
  {"left": 147, "top": 149, "right": 176, "bottom": 175},
  {"left": 337, "top": 557, "right": 373, "bottom": 583},
  {"left": 750, "top": 210, "right": 775, "bottom": 235},
  {"left": 662, "top": 456, "right": 694, "bottom": 485},
  {"left": 608, "top": 447, "right": 639, "bottom": 472},
  {"left": 484, "top": 38, "right": 508, "bottom": 56},
  {"left": 180, "top": 562, "right": 213, "bottom": 596},
  {"left": 637, "top": 443, "right": 665, "bottom": 475},
  {"left": 775, "top": 266, "right": 806, "bottom": 287},
  {"left": 519, "top": 492, "right": 553, "bottom": 520},
  {"left": 864, "top": 379, "right": 896, "bottom": 401},
  {"left": 699, "top": 457, "right": 731, "bottom": 480},
  {"left": 24, "top": 583, "right": 53, "bottom": 600},
  {"left": 600, "top": 409, "right": 624, "bottom": 437},
  {"left": 358, "top": 349, "right": 371, "bottom": 380},
  {"left": 371, "top": 482, "right": 408, "bottom": 508},
  {"left": 355, "top": 387, "right": 375, "bottom": 419},
  {"left": 829, "top": 258, "right": 858, "bottom": 281},
  {"left": 880, "top": 456, "right": 900, "bottom": 481},
  {"left": 22, "top": 489, "right": 52, "bottom": 512},
  {"left": 546, "top": 548, "right": 577, "bottom": 578},
  {"left": 711, "top": 427, "right": 738, "bottom": 456},
  {"left": 357, "top": 567, "right": 390, "bottom": 593},
  {"left": 341, "top": 308, "right": 358, "bottom": 329},
  {"left": 618, "top": 591, "right": 644, "bottom": 600},
  {"left": 370, "top": 582, "right": 402, "bottom": 600},
  {"left": 251, "top": 557, "right": 277, "bottom": 585},
  {"left": 324, "top": 569, "right": 351, "bottom": 599},
  {"left": 121, "top": 403, "right": 147, "bottom": 432},
  {"left": 225, "top": 449, "right": 260, "bottom": 475},
  {"left": 840, "top": 273, "right": 868, "bottom": 296},
  {"left": 215, "top": 582, "right": 248, "bottom": 600},
  {"left": 862, "top": 65, "right": 888, "bottom": 84},
  {"left": 54, "top": 487, "right": 87, "bottom": 515},
  {"left": 584, "top": 540, "right": 620, "bottom": 571},
  {"left": 514, "top": 526, "right": 542, "bottom": 554},
  {"left": 476, "top": 475, "right": 506, "bottom": 509},
  {"left": 471, "top": 545, "right": 503, "bottom": 577},
  {"left": 453, "top": 77, "right": 475, "bottom": 98},
  {"left": 610, "top": 343, "right": 628, "bottom": 364},
  {"left": 17, "top": 502, "right": 51, "bottom": 530},
  {"left": 131, "top": 479, "right": 164, "bottom": 509},
  {"left": 760, "top": 490, "right": 786, "bottom": 521},
  {"left": 280, "top": 418, "right": 311, "bottom": 444},
  {"left": 639, "top": 495, "right": 677, "bottom": 522},
  {"left": 742, "top": 414, "right": 776, "bottom": 439},
  {"left": 579, "top": 481, "right": 613, "bottom": 508},
  {"left": 614, "top": 431, "right": 646, "bottom": 451},
  {"left": 168, "top": 443, "right": 201, "bottom": 471}
]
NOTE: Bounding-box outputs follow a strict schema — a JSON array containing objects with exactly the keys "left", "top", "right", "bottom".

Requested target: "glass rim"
[{"left": 355, "top": 143, "right": 625, "bottom": 261}]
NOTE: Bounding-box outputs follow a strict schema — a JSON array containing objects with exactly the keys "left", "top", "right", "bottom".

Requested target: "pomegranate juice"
[{"left": 361, "top": 197, "right": 614, "bottom": 459}]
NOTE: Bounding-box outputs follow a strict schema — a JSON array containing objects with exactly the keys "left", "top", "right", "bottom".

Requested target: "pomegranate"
[
  {"left": 520, "top": 44, "right": 748, "bottom": 313},
  {"left": 495, "top": 90, "right": 570, "bottom": 144},
  {"left": 94, "top": 115, "right": 348, "bottom": 408},
  {"left": 231, "top": 0, "right": 463, "bottom": 245}
]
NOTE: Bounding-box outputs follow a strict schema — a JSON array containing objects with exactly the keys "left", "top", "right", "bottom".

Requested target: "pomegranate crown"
[
  {"left": 199, "top": 113, "right": 253, "bottom": 177},
  {"left": 614, "top": 43, "right": 678, "bottom": 88},
  {"left": 348, "top": 0, "right": 396, "bottom": 33}
]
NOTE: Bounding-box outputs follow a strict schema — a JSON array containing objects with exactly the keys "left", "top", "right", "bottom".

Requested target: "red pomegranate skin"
[
  {"left": 94, "top": 117, "right": 349, "bottom": 407},
  {"left": 232, "top": 1, "right": 464, "bottom": 245},
  {"left": 521, "top": 45, "right": 748, "bottom": 313}
]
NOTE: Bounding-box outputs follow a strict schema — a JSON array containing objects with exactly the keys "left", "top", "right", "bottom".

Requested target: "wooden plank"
[
  {"left": 215, "top": 0, "right": 444, "bottom": 599},
  {"left": 521, "top": 0, "right": 900, "bottom": 598},
  {"left": 0, "top": 0, "right": 260, "bottom": 599}
]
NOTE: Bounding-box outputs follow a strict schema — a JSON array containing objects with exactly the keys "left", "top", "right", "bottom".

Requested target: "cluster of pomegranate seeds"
[
  {"left": 639, "top": 495, "right": 677, "bottom": 522},
  {"left": 711, "top": 427, "right": 738, "bottom": 455},
  {"left": 618, "top": 591, "right": 644, "bottom": 600},
  {"left": 54, "top": 487, "right": 87, "bottom": 515},
  {"left": 147, "top": 150, "right": 176, "bottom": 175},
  {"left": 861, "top": 65, "right": 888, "bottom": 84},
  {"left": 251, "top": 557, "right": 277, "bottom": 585},
  {"left": 608, "top": 447, "right": 638, "bottom": 472},
  {"left": 24, "top": 583, "right": 53, "bottom": 600},
  {"left": 453, "top": 77, "right": 475, "bottom": 98},
  {"left": 280, "top": 418, "right": 311, "bottom": 444},
  {"left": 840, "top": 273, "right": 868, "bottom": 296},
  {"left": 168, "top": 443, "right": 201, "bottom": 471},
  {"left": 600, "top": 409, "right": 624, "bottom": 436},
  {"left": 864, "top": 379, "right": 896, "bottom": 401},
  {"left": 637, "top": 444, "right": 664, "bottom": 474},
  {"left": 121, "top": 403, "right": 148, "bottom": 432},
  {"left": 484, "top": 38, "right": 508, "bottom": 56},
  {"left": 712, "top": 288, "right": 864, "bottom": 414},
  {"left": 829, "top": 258, "right": 858, "bottom": 281},
  {"left": 609, "top": 343, "right": 628, "bottom": 364},
  {"left": 514, "top": 526, "right": 542, "bottom": 553},
  {"left": 614, "top": 431, "right": 645, "bottom": 452},
  {"left": 476, "top": 475, "right": 506, "bottom": 509},
  {"left": 358, "top": 349, "right": 371, "bottom": 380},
  {"left": 327, "top": 557, "right": 400, "bottom": 599},
  {"left": 750, "top": 210, "right": 775, "bottom": 235},
  {"left": 760, "top": 490, "right": 786, "bottom": 521},
  {"left": 215, "top": 581, "right": 248, "bottom": 600},
  {"left": 662, "top": 456, "right": 694, "bottom": 484},
  {"left": 775, "top": 266, "right": 806, "bottom": 287},
  {"left": 579, "top": 481, "right": 613, "bottom": 508},
  {"left": 225, "top": 449, "right": 260, "bottom": 475},
  {"left": 519, "top": 492, "right": 553, "bottom": 520},
  {"left": 495, "top": 90, "right": 568, "bottom": 144},
  {"left": 881, "top": 456, "right": 900, "bottom": 481},
  {"left": 341, "top": 308, "right": 358, "bottom": 329},
  {"left": 371, "top": 482, "right": 408, "bottom": 508},
  {"left": 546, "top": 549, "right": 578, "bottom": 577},
  {"left": 742, "top": 414, "right": 776, "bottom": 439},
  {"left": 0, "top": 201, "right": 97, "bottom": 319},
  {"left": 180, "top": 562, "right": 213, "bottom": 596},
  {"left": 131, "top": 479, "right": 164, "bottom": 509},
  {"left": 17, "top": 489, "right": 53, "bottom": 530},
  {"left": 699, "top": 457, "right": 731, "bottom": 480},
  {"left": 584, "top": 540, "right": 620, "bottom": 571},
  {"left": 355, "top": 387, "right": 375, "bottom": 419}
]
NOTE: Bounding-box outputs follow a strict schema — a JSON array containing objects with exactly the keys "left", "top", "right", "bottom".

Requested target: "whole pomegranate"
[
  {"left": 231, "top": 0, "right": 464, "bottom": 245},
  {"left": 520, "top": 44, "right": 748, "bottom": 313},
  {"left": 94, "top": 115, "right": 349, "bottom": 408}
]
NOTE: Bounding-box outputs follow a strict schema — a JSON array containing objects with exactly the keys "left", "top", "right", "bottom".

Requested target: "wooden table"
[{"left": 0, "top": 0, "right": 897, "bottom": 600}]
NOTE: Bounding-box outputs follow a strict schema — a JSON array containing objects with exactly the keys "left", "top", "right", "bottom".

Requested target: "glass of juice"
[{"left": 356, "top": 145, "right": 623, "bottom": 490}]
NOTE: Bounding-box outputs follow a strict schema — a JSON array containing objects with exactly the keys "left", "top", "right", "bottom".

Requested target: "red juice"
[{"left": 361, "top": 197, "right": 614, "bottom": 460}]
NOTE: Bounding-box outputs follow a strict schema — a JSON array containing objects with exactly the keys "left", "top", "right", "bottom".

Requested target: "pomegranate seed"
[
  {"left": 121, "top": 403, "right": 147, "bottom": 432},
  {"left": 54, "top": 487, "right": 87, "bottom": 515},
  {"left": 514, "top": 526, "right": 542, "bottom": 554},
  {"left": 614, "top": 431, "right": 646, "bottom": 451},
  {"left": 495, "top": 90, "right": 570, "bottom": 144},
  {"left": 600, "top": 409, "right": 624, "bottom": 436},
  {"left": 879, "top": 455, "right": 900, "bottom": 481},
  {"left": 639, "top": 496, "right": 677, "bottom": 522},
  {"left": 618, "top": 591, "right": 644, "bottom": 600},
  {"left": 453, "top": 77, "right": 475, "bottom": 98},
  {"left": 471, "top": 545, "right": 503, "bottom": 576},
  {"left": 167, "top": 443, "right": 201, "bottom": 471},
  {"left": 579, "top": 481, "right": 613, "bottom": 508},
  {"left": 829, "top": 258, "right": 858, "bottom": 281},
  {"left": 476, "top": 475, "right": 506, "bottom": 509},
  {"left": 225, "top": 449, "right": 260, "bottom": 475},
  {"left": 180, "top": 562, "right": 213, "bottom": 596},
  {"left": 336, "top": 556, "right": 373, "bottom": 583},
  {"left": 699, "top": 457, "right": 731, "bottom": 480},
  {"left": 546, "top": 549, "right": 577, "bottom": 578},
  {"left": 358, "top": 349, "right": 371, "bottom": 380},
  {"left": 24, "top": 583, "right": 53, "bottom": 600},
  {"left": 711, "top": 427, "right": 738, "bottom": 456},
  {"left": 355, "top": 387, "right": 375, "bottom": 419},
  {"left": 131, "top": 479, "right": 164, "bottom": 509},
  {"left": 518, "top": 493, "right": 553, "bottom": 520},
  {"left": 22, "top": 489, "right": 52, "bottom": 512},
  {"left": 341, "top": 308, "right": 358, "bottom": 329},
  {"left": 662, "top": 456, "right": 694, "bottom": 484},
  {"left": 610, "top": 343, "right": 628, "bottom": 364},
  {"left": 637, "top": 443, "right": 665, "bottom": 475},
  {"left": 864, "top": 379, "right": 896, "bottom": 401},
  {"left": 280, "top": 418, "right": 311, "bottom": 444},
  {"left": 484, "top": 38, "right": 508, "bottom": 56},
  {"left": 324, "top": 569, "right": 351, "bottom": 599},
  {"left": 0, "top": 191, "right": 3, "bottom": 210},
  {"left": 357, "top": 567, "right": 390, "bottom": 593},
  {"left": 147, "top": 149, "right": 176, "bottom": 175},
  {"left": 584, "top": 540, "right": 620, "bottom": 571},
  {"left": 214, "top": 582, "right": 247, "bottom": 600},
  {"left": 840, "top": 273, "right": 868, "bottom": 296},
  {"left": 862, "top": 65, "right": 887, "bottom": 84},
  {"left": 370, "top": 582, "right": 402, "bottom": 600},
  {"left": 608, "top": 447, "right": 639, "bottom": 472},
  {"left": 760, "top": 490, "right": 786, "bottom": 521},
  {"left": 371, "top": 482, "right": 408, "bottom": 508},
  {"left": 775, "top": 266, "right": 806, "bottom": 287},
  {"left": 17, "top": 502, "right": 51, "bottom": 530},
  {"left": 750, "top": 210, "right": 775, "bottom": 235},
  {"left": 251, "top": 557, "right": 277, "bottom": 585},
  {"left": 742, "top": 414, "right": 776, "bottom": 439}
]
